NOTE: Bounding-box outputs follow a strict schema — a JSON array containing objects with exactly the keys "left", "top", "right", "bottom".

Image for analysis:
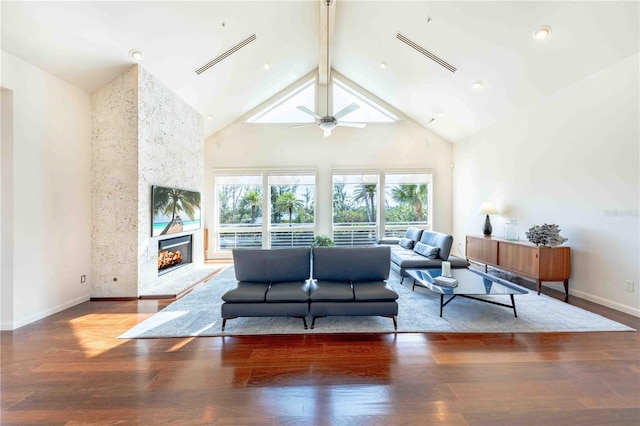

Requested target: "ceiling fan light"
[{"left": 319, "top": 121, "right": 336, "bottom": 131}]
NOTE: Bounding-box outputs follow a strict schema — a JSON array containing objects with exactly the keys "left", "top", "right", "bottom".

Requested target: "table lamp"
[{"left": 479, "top": 202, "right": 499, "bottom": 236}]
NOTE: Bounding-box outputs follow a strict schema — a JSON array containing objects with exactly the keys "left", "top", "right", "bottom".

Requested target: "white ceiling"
[{"left": 2, "top": 1, "right": 638, "bottom": 142}]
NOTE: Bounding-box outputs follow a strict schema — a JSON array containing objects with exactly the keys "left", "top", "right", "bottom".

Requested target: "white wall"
[
  {"left": 1, "top": 51, "right": 92, "bottom": 329},
  {"left": 1, "top": 89, "right": 14, "bottom": 328},
  {"left": 205, "top": 111, "right": 454, "bottom": 256},
  {"left": 453, "top": 53, "right": 640, "bottom": 316}
]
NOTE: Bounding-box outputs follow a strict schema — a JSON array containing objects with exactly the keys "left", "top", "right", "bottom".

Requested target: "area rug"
[{"left": 120, "top": 267, "right": 634, "bottom": 338}]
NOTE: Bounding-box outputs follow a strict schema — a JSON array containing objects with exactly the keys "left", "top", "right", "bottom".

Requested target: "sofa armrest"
[{"left": 377, "top": 237, "right": 401, "bottom": 245}]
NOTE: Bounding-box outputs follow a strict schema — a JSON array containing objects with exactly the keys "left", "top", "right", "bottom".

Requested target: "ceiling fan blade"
[
  {"left": 297, "top": 106, "right": 323, "bottom": 120},
  {"left": 333, "top": 103, "right": 360, "bottom": 120},
  {"left": 290, "top": 123, "right": 317, "bottom": 129},
  {"left": 337, "top": 121, "right": 367, "bottom": 128},
  {"left": 324, "top": 128, "right": 332, "bottom": 137}
]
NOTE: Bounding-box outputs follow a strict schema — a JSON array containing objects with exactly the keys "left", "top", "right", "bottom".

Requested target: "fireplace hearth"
[{"left": 158, "top": 235, "right": 192, "bottom": 276}]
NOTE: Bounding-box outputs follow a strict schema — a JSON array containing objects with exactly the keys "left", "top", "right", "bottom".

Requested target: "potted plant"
[{"left": 311, "top": 235, "right": 335, "bottom": 248}]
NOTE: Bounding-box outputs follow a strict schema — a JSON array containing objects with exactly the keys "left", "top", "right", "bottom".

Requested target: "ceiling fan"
[
  {"left": 291, "top": 0, "right": 366, "bottom": 137},
  {"left": 292, "top": 103, "right": 366, "bottom": 137}
]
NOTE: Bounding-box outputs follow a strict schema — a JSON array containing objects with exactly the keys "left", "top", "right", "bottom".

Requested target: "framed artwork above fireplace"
[{"left": 152, "top": 185, "right": 201, "bottom": 237}]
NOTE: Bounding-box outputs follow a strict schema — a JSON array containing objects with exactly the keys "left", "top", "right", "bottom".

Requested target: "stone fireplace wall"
[
  {"left": 91, "top": 65, "right": 203, "bottom": 297},
  {"left": 137, "top": 67, "right": 203, "bottom": 294}
]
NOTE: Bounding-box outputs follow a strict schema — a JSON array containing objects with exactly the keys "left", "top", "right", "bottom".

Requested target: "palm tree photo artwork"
[{"left": 152, "top": 186, "right": 201, "bottom": 236}]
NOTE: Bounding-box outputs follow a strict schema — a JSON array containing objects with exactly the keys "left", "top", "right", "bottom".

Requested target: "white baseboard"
[
  {"left": 1, "top": 294, "right": 91, "bottom": 331},
  {"left": 568, "top": 288, "right": 640, "bottom": 318}
]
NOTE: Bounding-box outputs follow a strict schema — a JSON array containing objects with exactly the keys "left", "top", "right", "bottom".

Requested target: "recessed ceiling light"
[
  {"left": 437, "top": 111, "right": 444, "bottom": 117},
  {"left": 472, "top": 80, "right": 485, "bottom": 90},
  {"left": 128, "top": 49, "right": 144, "bottom": 62},
  {"left": 380, "top": 61, "right": 386, "bottom": 69},
  {"left": 534, "top": 26, "right": 553, "bottom": 40},
  {"left": 263, "top": 62, "right": 270, "bottom": 70},
  {"left": 206, "top": 115, "right": 213, "bottom": 120}
]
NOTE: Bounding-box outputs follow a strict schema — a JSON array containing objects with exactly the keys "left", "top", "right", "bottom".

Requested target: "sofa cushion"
[
  {"left": 309, "top": 281, "right": 354, "bottom": 301},
  {"left": 353, "top": 281, "right": 399, "bottom": 302},
  {"left": 313, "top": 246, "right": 390, "bottom": 282},
  {"left": 413, "top": 242, "right": 439, "bottom": 259},
  {"left": 405, "top": 227, "right": 424, "bottom": 242},
  {"left": 265, "top": 281, "right": 310, "bottom": 302},
  {"left": 232, "top": 247, "right": 310, "bottom": 282},
  {"left": 419, "top": 231, "right": 453, "bottom": 261},
  {"left": 399, "top": 237, "right": 415, "bottom": 250},
  {"left": 221, "top": 282, "right": 269, "bottom": 303}
]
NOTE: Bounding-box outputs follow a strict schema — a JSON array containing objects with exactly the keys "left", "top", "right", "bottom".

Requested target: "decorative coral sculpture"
[{"left": 525, "top": 224, "right": 568, "bottom": 247}]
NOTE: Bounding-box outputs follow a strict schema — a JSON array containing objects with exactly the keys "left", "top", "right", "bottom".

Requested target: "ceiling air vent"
[
  {"left": 195, "top": 34, "right": 257, "bottom": 75},
  {"left": 396, "top": 32, "right": 457, "bottom": 73}
]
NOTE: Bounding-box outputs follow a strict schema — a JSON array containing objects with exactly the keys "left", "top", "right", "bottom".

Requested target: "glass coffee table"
[{"left": 407, "top": 268, "right": 528, "bottom": 318}]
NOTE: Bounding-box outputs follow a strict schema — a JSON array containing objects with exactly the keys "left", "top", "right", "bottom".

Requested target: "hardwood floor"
[{"left": 2, "top": 290, "right": 639, "bottom": 425}]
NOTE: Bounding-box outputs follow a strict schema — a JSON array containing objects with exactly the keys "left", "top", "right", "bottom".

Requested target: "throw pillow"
[
  {"left": 413, "top": 242, "right": 440, "bottom": 259},
  {"left": 399, "top": 237, "right": 415, "bottom": 250}
]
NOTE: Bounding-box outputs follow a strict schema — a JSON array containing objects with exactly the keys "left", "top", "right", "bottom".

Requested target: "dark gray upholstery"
[
  {"left": 309, "top": 280, "right": 354, "bottom": 301},
  {"left": 418, "top": 231, "right": 453, "bottom": 261},
  {"left": 380, "top": 229, "right": 469, "bottom": 280},
  {"left": 353, "top": 281, "right": 399, "bottom": 301},
  {"left": 232, "top": 247, "right": 311, "bottom": 282},
  {"left": 221, "top": 246, "right": 398, "bottom": 331},
  {"left": 221, "top": 248, "right": 312, "bottom": 330},
  {"left": 413, "top": 242, "right": 439, "bottom": 258},
  {"left": 221, "top": 282, "right": 269, "bottom": 302},
  {"left": 405, "top": 227, "right": 424, "bottom": 242},
  {"left": 313, "top": 246, "right": 390, "bottom": 281},
  {"left": 310, "top": 246, "right": 398, "bottom": 330}
]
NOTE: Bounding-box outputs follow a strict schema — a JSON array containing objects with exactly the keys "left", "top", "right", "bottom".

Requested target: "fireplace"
[{"left": 158, "top": 235, "right": 192, "bottom": 276}]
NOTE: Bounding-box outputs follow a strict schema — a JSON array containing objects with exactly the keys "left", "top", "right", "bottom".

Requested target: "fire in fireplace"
[{"left": 158, "top": 235, "right": 192, "bottom": 276}]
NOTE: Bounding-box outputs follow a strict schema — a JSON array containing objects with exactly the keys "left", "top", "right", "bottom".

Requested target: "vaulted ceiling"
[{"left": 2, "top": 1, "right": 638, "bottom": 142}]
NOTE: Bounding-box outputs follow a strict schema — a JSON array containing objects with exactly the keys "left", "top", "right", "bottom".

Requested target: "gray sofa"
[
  {"left": 378, "top": 228, "right": 468, "bottom": 282},
  {"left": 221, "top": 247, "right": 311, "bottom": 330},
  {"left": 221, "top": 246, "right": 398, "bottom": 330},
  {"left": 310, "top": 246, "right": 398, "bottom": 329}
]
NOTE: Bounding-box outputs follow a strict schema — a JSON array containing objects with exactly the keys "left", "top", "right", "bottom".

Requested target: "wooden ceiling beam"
[{"left": 318, "top": 0, "right": 336, "bottom": 85}]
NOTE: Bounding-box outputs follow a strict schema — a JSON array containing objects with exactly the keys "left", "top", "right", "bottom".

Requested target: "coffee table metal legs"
[{"left": 439, "top": 294, "right": 518, "bottom": 318}]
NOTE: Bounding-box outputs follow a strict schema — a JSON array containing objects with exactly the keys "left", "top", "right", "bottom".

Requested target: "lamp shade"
[{"left": 479, "top": 202, "right": 499, "bottom": 215}]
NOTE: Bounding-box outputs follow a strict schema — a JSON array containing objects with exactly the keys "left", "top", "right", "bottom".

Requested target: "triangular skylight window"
[
  {"left": 332, "top": 78, "right": 399, "bottom": 123},
  {"left": 246, "top": 73, "right": 399, "bottom": 124},
  {"left": 247, "top": 78, "right": 315, "bottom": 123}
]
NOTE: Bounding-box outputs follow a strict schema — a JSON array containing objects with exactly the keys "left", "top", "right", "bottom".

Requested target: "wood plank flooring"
[{"left": 2, "top": 286, "right": 639, "bottom": 425}]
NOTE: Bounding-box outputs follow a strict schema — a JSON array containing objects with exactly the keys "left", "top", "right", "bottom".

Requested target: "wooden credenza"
[{"left": 465, "top": 235, "right": 571, "bottom": 299}]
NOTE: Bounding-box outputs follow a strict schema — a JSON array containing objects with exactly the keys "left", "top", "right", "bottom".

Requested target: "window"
[
  {"left": 384, "top": 172, "right": 432, "bottom": 237},
  {"left": 332, "top": 78, "right": 399, "bottom": 123},
  {"left": 213, "top": 170, "right": 316, "bottom": 252},
  {"left": 215, "top": 174, "right": 264, "bottom": 249},
  {"left": 245, "top": 74, "right": 399, "bottom": 125},
  {"left": 332, "top": 172, "right": 380, "bottom": 246},
  {"left": 269, "top": 173, "right": 316, "bottom": 248},
  {"left": 246, "top": 78, "right": 315, "bottom": 124},
  {"left": 212, "top": 169, "right": 431, "bottom": 254}
]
